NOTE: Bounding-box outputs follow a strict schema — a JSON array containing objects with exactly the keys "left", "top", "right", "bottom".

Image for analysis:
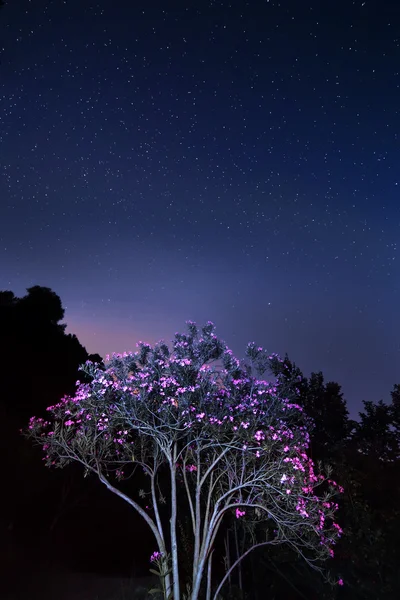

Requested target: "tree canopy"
[{"left": 26, "top": 322, "right": 344, "bottom": 600}]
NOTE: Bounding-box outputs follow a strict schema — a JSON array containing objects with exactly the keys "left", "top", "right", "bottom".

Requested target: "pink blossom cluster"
[{"left": 150, "top": 551, "right": 163, "bottom": 562}]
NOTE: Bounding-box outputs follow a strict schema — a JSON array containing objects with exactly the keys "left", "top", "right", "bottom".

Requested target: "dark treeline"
[
  {"left": 0, "top": 288, "right": 152, "bottom": 585},
  {"left": 0, "top": 286, "right": 399, "bottom": 599}
]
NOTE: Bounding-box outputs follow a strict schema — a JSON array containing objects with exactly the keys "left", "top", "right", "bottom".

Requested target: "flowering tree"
[{"left": 26, "top": 321, "right": 343, "bottom": 600}]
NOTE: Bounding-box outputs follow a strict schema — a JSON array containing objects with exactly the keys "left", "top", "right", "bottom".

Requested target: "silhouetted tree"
[
  {"left": 390, "top": 383, "right": 400, "bottom": 446},
  {"left": 352, "top": 399, "right": 397, "bottom": 463},
  {"left": 391, "top": 383, "right": 400, "bottom": 407},
  {"left": 18, "top": 285, "right": 66, "bottom": 329},
  {"left": 0, "top": 285, "right": 104, "bottom": 420},
  {"left": 304, "top": 373, "right": 351, "bottom": 460},
  {"left": 318, "top": 392, "right": 400, "bottom": 600},
  {"left": 0, "top": 290, "right": 15, "bottom": 305},
  {"left": 0, "top": 285, "right": 106, "bottom": 580},
  {"left": 268, "top": 354, "right": 351, "bottom": 461}
]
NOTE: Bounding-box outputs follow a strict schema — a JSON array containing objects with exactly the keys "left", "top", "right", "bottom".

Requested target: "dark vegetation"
[{"left": 0, "top": 285, "right": 399, "bottom": 599}]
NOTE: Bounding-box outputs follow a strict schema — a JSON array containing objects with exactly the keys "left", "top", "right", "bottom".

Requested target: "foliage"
[
  {"left": 0, "top": 286, "right": 104, "bottom": 421},
  {"left": 268, "top": 355, "right": 351, "bottom": 460},
  {"left": 352, "top": 399, "right": 398, "bottom": 463},
  {"left": 0, "top": 286, "right": 105, "bottom": 573}
]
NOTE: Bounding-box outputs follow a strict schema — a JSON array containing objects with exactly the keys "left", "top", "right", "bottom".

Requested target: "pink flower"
[
  {"left": 338, "top": 579, "right": 344, "bottom": 586},
  {"left": 235, "top": 508, "right": 246, "bottom": 518},
  {"left": 150, "top": 551, "right": 162, "bottom": 562}
]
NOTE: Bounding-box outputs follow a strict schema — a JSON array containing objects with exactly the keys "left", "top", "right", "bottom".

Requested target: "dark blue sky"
[{"left": 1, "top": 0, "right": 399, "bottom": 416}]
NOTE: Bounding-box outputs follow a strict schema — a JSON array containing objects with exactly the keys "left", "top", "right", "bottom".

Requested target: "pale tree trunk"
[
  {"left": 170, "top": 445, "right": 180, "bottom": 600},
  {"left": 206, "top": 549, "right": 214, "bottom": 600},
  {"left": 191, "top": 513, "right": 221, "bottom": 600}
]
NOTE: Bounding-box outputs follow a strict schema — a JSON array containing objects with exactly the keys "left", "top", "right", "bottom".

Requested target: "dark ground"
[{"left": 1, "top": 535, "right": 158, "bottom": 600}]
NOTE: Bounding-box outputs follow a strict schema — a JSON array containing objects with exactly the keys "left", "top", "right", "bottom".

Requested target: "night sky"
[{"left": 1, "top": 0, "right": 399, "bottom": 416}]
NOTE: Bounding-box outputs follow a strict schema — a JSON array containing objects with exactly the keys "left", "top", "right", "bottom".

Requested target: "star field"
[{"left": 1, "top": 0, "right": 399, "bottom": 415}]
